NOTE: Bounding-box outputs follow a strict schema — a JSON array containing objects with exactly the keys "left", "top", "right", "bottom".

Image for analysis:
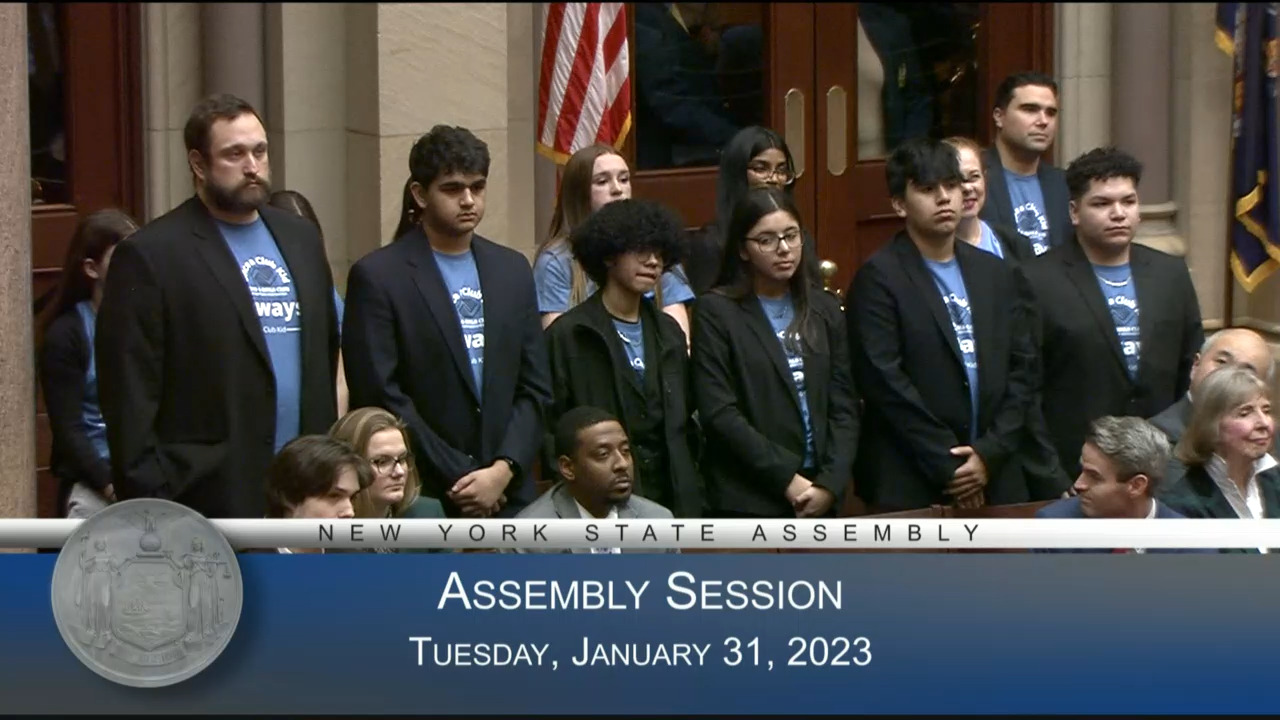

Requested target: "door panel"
[
  {"left": 29, "top": 2, "right": 143, "bottom": 518},
  {"left": 626, "top": 2, "right": 1053, "bottom": 295},
  {"left": 814, "top": 2, "right": 1055, "bottom": 295}
]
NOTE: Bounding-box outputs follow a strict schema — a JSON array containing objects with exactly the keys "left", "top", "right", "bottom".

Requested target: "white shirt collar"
[
  {"left": 1206, "top": 453, "right": 1278, "bottom": 518},
  {"left": 574, "top": 498, "right": 619, "bottom": 521},
  {"left": 575, "top": 499, "right": 620, "bottom": 554},
  {"left": 1143, "top": 497, "right": 1158, "bottom": 520}
]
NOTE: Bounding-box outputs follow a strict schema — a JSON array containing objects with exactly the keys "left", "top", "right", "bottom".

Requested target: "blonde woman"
[
  {"left": 533, "top": 144, "right": 694, "bottom": 336},
  {"left": 330, "top": 407, "right": 447, "bottom": 551}
]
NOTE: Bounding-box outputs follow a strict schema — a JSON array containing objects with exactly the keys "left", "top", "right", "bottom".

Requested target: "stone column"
[
  {"left": 1112, "top": 3, "right": 1182, "bottom": 255},
  {"left": 0, "top": 4, "right": 36, "bottom": 521},
  {"left": 201, "top": 3, "right": 266, "bottom": 114}
]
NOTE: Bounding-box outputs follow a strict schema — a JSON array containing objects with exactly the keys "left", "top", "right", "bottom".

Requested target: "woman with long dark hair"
[
  {"left": 37, "top": 208, "right": 139, "bottom": 518},
  {"left": 691, "top": 187, "right": 858, "bottom": 518},
  {"left": 685, "top": 126, "right": 821, "bottom": 295}
]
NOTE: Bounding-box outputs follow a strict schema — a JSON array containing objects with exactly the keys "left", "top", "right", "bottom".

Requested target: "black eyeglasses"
[
  {"left": 370, "top": 453, "right": 413, "bottom": 474},
  {"left": 747, "top": 229, "right": 802, "bottom": 252}
]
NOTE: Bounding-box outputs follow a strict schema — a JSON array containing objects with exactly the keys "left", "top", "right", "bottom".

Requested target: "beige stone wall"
[
  {"left": 1054, "top": 3, "right": 1112, "bottom": 164},
  {"left": 0, "top": 2, "right": 34, "bottom": 524},
  {"left": 140, "top": 2, "right": 544, "bottom": 293},
  {"left": 141, "top": 2, "right": 202, "bottom": 221}
]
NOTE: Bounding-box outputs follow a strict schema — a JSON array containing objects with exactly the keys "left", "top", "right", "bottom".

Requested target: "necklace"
[{"left": 1095, "top": 272, "right": 1131, "bottom": 288}]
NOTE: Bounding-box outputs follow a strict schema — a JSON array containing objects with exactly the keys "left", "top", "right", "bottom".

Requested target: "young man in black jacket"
[{"left": 543, "top": 199, "right": 704, "bottom": 517}]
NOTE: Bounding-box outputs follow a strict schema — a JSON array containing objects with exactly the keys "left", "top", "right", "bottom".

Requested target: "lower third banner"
[{"left": 1, "top": 553, "right": 1277, "bottom": 714}]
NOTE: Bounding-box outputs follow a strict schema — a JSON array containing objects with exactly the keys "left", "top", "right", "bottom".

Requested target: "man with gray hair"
[
  {"left": 1149, "top": 327, "right": 1275, "bottom": 445},
  {"left": 1036, "top": 416, "right": 1204, "bottom": 553}
]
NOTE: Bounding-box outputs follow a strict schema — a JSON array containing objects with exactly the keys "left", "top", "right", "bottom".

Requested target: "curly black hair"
[
  {"left": 1065, "top": 146, "right": 1143, "bottom": 201},
  {"left": 409, "top": 124, "right": 490, "bottom": 189},
  {"left": 568, "top": 198, "right": 687, "bottom": 287}
]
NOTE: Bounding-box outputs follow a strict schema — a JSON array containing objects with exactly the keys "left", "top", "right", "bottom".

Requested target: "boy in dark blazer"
[
  {"left": 1022, "top": 147, "right": 1204, "bottom": 480},
  {"left": 97, "top": 94, "right": 341, "bottom": 519},
  {"left": 846, "top": 138, "right": 1043, "bottom": 511},
  {"left": 343, "top": 126, "right": 552, "bottom": 519}
]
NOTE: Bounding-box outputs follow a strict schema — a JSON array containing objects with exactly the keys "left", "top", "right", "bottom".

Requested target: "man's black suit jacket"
[
  {"left": 96, "top": 197, "right": 340, "bottom": 518},
  {"left": 845, "top": 232, "right": 1041, "bottom": 510},
  {"left": 342, "top": 227, "right": 552, "bottom": 517},
  {"left": 1022, "top": 237, "right": 1203, "bottom": 478}
]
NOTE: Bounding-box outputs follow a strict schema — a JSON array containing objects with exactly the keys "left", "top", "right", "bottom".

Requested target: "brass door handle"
[
  {"left": 820, "top": 259, "right": 843, "bottom": 304},
  {"left": 31, "top": 178, "right": 43, "bottom": 203}
]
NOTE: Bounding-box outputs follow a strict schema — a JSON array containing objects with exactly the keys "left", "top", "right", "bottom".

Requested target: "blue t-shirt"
[
  {"left": 74, "top": 300, "right": 109, "bottom": 460},
  {"left": 923, "top": 257, "right": 980, "bottom": 441},
  {"left": 612, "top": 317, "right": 646, "bottom": 382},
  {"left": 974, "top": 220, "right": 1005, "bottom": 259},
  {"left": 757, "top": 294, "right": 815, "bottom": 468},
  {"left": 1093, "top": 263, "right": 1141, "bottom": 379},
  {"left": 434, "top": 249, "right": 486, "bottom": 395},
  {"left": 533, "top": 242, "right": 695, "bottom": 313},
  {"left": 1005, "top": 171, "right": 1051, "bottom": 256},
  {"left": 217, "top": 218, "right": 303, "bottom": 452}
]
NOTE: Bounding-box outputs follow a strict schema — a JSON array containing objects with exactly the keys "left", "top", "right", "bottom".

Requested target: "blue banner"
[
  {"left": 1220, "top": 3, "right": 1280, "bottom": 292},
  {"left": 5, "top": 553, "right": 1280, "bottom": 713}
]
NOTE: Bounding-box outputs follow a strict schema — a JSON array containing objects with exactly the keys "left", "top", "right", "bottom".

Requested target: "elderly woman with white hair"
[{"left": 1161, "top": 367, "right": 1280, "bottom": 536}]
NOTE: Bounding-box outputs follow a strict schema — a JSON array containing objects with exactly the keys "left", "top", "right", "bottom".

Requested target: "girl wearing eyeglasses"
[
  {"left": 329, "top": 407, "right": 447, "bottom": 550},
  {"left": 691, "top": 187, "right": 859, "bottom": 518},
  {"left": 685, "top": 126, "right": 822, "bottom": 296}
]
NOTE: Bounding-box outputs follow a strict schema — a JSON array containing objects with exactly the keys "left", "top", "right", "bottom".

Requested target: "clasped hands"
[
  {"left": 785, "top": 475, "right": 835, "bottom": 518},
  {"left": 947, "top": 446, "right": 988, "bottom": 510},
  {"left": 449, "top": 461, "right": 512, "bottom": 517}
]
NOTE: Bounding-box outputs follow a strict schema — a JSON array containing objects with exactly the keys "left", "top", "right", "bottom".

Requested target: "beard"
[{"left": 205, "top": 175, "right": 272, "bottom": 215}]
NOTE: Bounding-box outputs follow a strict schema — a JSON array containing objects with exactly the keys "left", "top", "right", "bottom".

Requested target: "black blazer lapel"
[
  {"left": 740, "top": 296, "right": 804, "bottom": 418},
  {"left": 1130, "top": 251, "right": 1159, "bottom": 385},
  {"left": 1038, "top": 164, "right": 1069, "bottom": 248},
  {"left": 980, "top": 147, "right": 1014, "bottom": 228},
  {"left": 1061, "top": 240, "right": 1129, "bottom": 379},
  {"left": 471, "top": 237, "right": 506, "bottom": 402},
  {"left": 956, "top": 245, "right": 995, "bottom": 410},
  {"left": 186, "top": 201, "right": 272, "bottom": 370},
  {"left": 405, "top": 229, "right": 480, "bottom": 402},
  {"left": 895, "top": 236, "right": 965, "bottom": 368}
]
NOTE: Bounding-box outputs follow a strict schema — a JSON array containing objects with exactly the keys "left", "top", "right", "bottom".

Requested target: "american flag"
[{"left": 536, "top": 3, "right": 632, "bottom": 163}]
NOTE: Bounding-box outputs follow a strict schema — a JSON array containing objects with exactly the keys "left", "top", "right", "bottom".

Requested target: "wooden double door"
[
  {"left": 621, "top": 2, "right": 1054, "bottom": 294},
  {"left": 28, "top": 2, "right": 144, "bottom": 517}
]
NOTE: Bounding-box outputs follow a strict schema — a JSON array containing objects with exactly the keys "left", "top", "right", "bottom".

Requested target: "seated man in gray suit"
[
  {"left": 1036, "top": 416, "right": 1210, "bottom": 553},
  {"left": 516, "top": 406, "right": 673, "bottom": 554},
  {"left": 1149, "top": 327, "right": 1274, "bottom": 445}
]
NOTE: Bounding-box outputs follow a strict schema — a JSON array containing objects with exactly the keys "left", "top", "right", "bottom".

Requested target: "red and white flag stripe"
[{"left": 537, "top": 2, "right": 632, "bottom": 163}]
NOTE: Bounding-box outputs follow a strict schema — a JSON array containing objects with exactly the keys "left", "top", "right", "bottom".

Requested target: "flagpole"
[{"left": 1224, "top": 191, "right": 1236, "bottom": 330}]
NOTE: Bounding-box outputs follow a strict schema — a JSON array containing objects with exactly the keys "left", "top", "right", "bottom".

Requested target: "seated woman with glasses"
[
  {"left": 330, "top": 407, "right": 448, "bottom": 551},
  {"left": 1162, "top": 367, "right": 1280, "bottom": 537},
  {"left": 691, "top": 186, "right": 859, "bottom": 518},
  {"left": 685, "top": 126, "right": 822, "bottom": 296}
]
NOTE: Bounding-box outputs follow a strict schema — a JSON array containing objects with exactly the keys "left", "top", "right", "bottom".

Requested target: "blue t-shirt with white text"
[
  {"left": 612, "top": 317, "right": 646, "bottom": 382},
  {"left": 217, "top": 218, "right": 302, "bottom": 452},
  {"left": 1093, "top": 262, "right": 1141, "bottom": 379},
  {"left": 1005, "top": 171, "right": 1051, "bottom": 256},
  {"left": 923, "top": 257, "right": 980, "bottom": 440},
  {"left": 434, "top": 249, "right": 486, "bottom": 395},
  {"left": 758, "top": 294, "right": 815, "bottom": 468}
]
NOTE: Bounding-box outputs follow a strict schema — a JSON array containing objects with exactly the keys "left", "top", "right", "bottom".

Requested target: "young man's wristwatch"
[{"left": 495, "top": 457, "right": 520, "bottom": 477}]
